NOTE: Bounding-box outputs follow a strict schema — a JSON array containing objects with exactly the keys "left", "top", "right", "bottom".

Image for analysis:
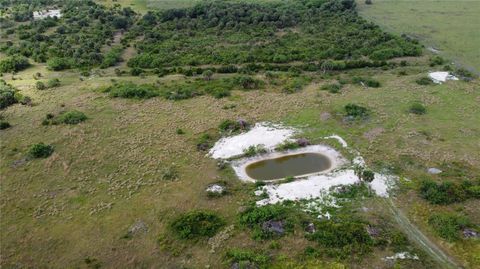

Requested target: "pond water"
[{"left": 245, "top": 152, "right": 332, "bottom": 181}]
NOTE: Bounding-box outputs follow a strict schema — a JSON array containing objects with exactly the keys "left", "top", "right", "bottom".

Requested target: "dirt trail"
[{"left": 384, "top": 198, "right": 460, "bottom": 269}]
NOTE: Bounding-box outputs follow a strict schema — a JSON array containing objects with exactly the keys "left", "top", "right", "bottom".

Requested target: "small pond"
[{"left": 245, "top": 152, "right": 332, "bottom": 181}]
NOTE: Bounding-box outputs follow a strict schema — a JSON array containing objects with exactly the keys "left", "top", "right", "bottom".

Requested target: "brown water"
[{"left": 245, "top": 153, "right": 332, "bottom": 181}]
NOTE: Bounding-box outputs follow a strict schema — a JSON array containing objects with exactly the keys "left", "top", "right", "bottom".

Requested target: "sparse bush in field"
[
  {"left": 0, "top": 55, "right": 30, "bottom": 73},
  {"left": 161, "top": 165, "right": 179, "bottom": 181},
  {"left": 345, "top": 103, "right": 369, "bottom": 119},
  {"left": 0, "top": 121, "right": 11, "bottom": 130},
  {"left": 104, "top": 82, "right": 158, "bottom": 99},
  {"left": 429, "top": 56, "right": 445, "bottom": 67},
  {"left": 455, "top": 68, "right": 476, "bottom": 81},
  {"left": 46, "top": 78, "right": 60, "bottom": 88},
  {"left": 176, "top": 128, "right": 185, "bottom": 135},
  {"left": 415, "top": 77, "right": 434, "bottom": 85},
  {"left": 320, "top": 83, "right": 342, "bottom": 93},
  {"left": 162, "top": 85, "right": 201, "bottom": 100},
  {"left": 428, "top": 212, "right": 469, "bottom": 241},
  {"left": 170, "top": 210, "right": 225, "bottom": 239},
  {"left": 233, "top": 76, "right": 262, "bottom": 90},
  {"left": 352, "top": 76, "right": 381, "bottom": 88},
  {"left": 409, "top": 102, "right": 426, "bottom": 115},
  {"left": 243, "top": 145, "right": 267, "bottom": 157},
  {"left": 226, "top": 249, "right": 270, "bottom": 268},
  {"left": 206, "top": 87, "right": 230, "bottom": 98},
  {"left": 239, "top": 204, "right": 293, "bottom": 240},
  {"left": 13, "top": 92, "right": 31, "bottom": 105},
  {"left": 28, "top": 143, "right": 54, "bottom": 158},
  {"left": 56, "top": 110, "right": 87, "bottom": 125},
  {"left": 282, "top": 77, "right": 310, "bottom": 94},
  {"left": 36, "top": 81, "right": 46, "bottom": 90}
]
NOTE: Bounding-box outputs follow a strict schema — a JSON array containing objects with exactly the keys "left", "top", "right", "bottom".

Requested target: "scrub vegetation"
[{"left": 0, "top": 0, "right": 479, "bottom": 268}]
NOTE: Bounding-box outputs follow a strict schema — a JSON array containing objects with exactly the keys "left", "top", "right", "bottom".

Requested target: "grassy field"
[
  {"left": 1, "top": 55, "right": 479, "bottom": 268},
  {"left": 357, "top": 0, "right": 480, "bottom": 74}
]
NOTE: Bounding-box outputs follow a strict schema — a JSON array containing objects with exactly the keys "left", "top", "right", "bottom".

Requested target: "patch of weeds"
[
  {"left": 222, "top": 104, "right": 237, "bottom": 110},
  {"left": 233, "top": 76, "right": 263, "bottom": 90},
  {"left": 243, "top": 145, "right": 267, "bottom": 157},
  {"left": 0, "top": 121, "right": 11, "bottom": 130},
  {"left": 46, "top": 78, "right": 60, "bottom": 88},
  {"left": 225, "top": 248, "right": 270, "bottom": 269},
  {"left": 196, "top": 133, "right": 215, "bottom": 151},
  {"left": 428, "top": 212, "right": 470, "bottom": 242},
  {"left": 429, "top": 56, "right": 445, "bottom": 67},
  {"left": 170, "top": 210, "right": 225, "bottom": 239},
  {"left": 103, "top": 82, "right": 158, "bottom": 99},
  {"left": 320, "top": 83, "right": 342, "bottom": 93},
  {"left": 219, "top": 119, "right": 243, "bottom": 133},
  {"left": 161, "top": 165, "right": 179, "bottom": 181},
  {"left": 415, "top": 77, "right": 434, "bottom": 85},
  {"left": 275, "top": 140, "right": 300, "bottom": 151},
  {"left": 419, "top": 179, "right": 479, "bottom": 205},
  {"left": 344, "top": 103, "right": 370, "bottom": 119},
  {"left": 408, "top": 102, "right": 426, "bottom": 115},
  {"left": 28, "top": 143, "right": 54, "bottom": 158},
  {"left": 282, "top": 76, "right": 311, "bottom": 94}
]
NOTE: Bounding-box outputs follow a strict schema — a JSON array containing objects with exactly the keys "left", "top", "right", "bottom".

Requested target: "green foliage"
[
  {"left": 56, "top": 110, "right": 87, "bottom": 125},
  {"left": 428, "top": 212, "right": 469, "bottom": 241},
  {"left": 104, "top": 82, "right": 159, "bottom": 99},
  {"left": 243, "top": 145, "right": 267, "bottom": 157},
  {"left": 28, "top": 143, "right": 54, "bottom": 158},
  {"left": 306, "top": 220, "right": 373, "bottom": 258},
  {"left": 239, "top": 204, "right": 293, "bottom": 240},
  {"left": 47, "top": 57, "right": 71, "bottom": 71},
  {"left": 408, "top": 102, "right": 426, "bottom": 115},
  {"left": 0, "top": 55, "right": 30, "bottom": 73},
  {"left": 275, "top": 141, "right": 300, "bottom": 151},
  {"left": 170, "top": 210, "right": 225, "bottom": 239},
  {"left": 320, "top": 83, "right": 342, "bottom": 93},
  {"left": 362, "top": 170, "right": 375, "bottom": 182},
  {"left": 36, "top": 81, "right": 46, "bottom": 90},
  {"left": 0, "top": 121, "right": 11, "bottom": 130},
  {"left": 101, "top": 46, "right": 124, "bottom": 68},
  {"left": 429, "top": 56, "right": 445, "bottom": 67},
  {"left": 419, "top": 179, "right": 479, "bottom": 205},
  {"left": 196, "top": 133, "right": 214, "bottom": 151},
  {"left": 332, "top": 183, "right": 372, "bottom": 199},
  {"left": 225, "top": 249, "right": 270, "bottom": 268},
  {"left": 46, "top": 78, "right": 60, "bottom": 88},
  {"left": 415, "top": 77, "right": 434, "bottom": 85},
  {"left": 176, "top": 128, "right": 185, "bottom": 135},
  {"left": 0, "top": 80, "right": 18, "bottom": 109},
  {"left": 344, "top": 103, "right": 369, "bottom": 119}
]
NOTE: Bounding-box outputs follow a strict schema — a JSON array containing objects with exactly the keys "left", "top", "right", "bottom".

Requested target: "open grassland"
[
  {"left": 357, "top": 0, "right": 480, "bottom": 73},
  {"left": 1, "top": 56, "right": 479, "bottom": 268}
]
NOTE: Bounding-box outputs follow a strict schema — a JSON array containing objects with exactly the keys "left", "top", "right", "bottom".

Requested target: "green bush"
[
  {"left": 226, "top": 249, "right": 270, "bottom": 268},
  {"left": 161, "top": 165, "right": 178, "bottom": 181},
  {"left": 0, "top": 121, "right": 11, "bottom": 130},
  {"left": 239, "top": 204, "right": 293, "bottom": 239},
  {"left": 275, "top": 140, "right": 300, "bottom": 151},
  {"left": 36, "top": 81, "right": 46, "bottom": 90},
  {"left": 0, "top": 81, "right": 17, "bottom": 109},
  {"left": 352, "top": 77, "right": 381, "bottom": 88},
  {"left": 28, "top": 143, "right": 54, "bottom": 158},
  {"left": 104, "top": 82, "right": 158, "bottom": 99},
  {"left": 47, "top": 57, "right": 71, "bottom": 71},
  {"left": 345, "top": 103, "right": 369, "bottom": 119},
  {"left": 170, "top": 210, "right": 225, "bottom": 239},
  {"left": 243, "top": 145, "right": 267, "bottom": 157},
  {"left": 219, "top": 119, "right": 242, "bottom": 133},
  {"left": 57, "top": 110, "right": 87, "bottom": 125},
  {"left": 428, "top": 212, "right": 469, "bottom": 241},
  {"left": 415, "top": 77, "right": 434, "bottom": 85},
  {"left": 409, "top": 102, "right": 426, "bottom": 115},
  {"left": 46, "top": 78, "right": 60, "bottom": 88},
  {"left": 0, "top": 55, "right": 30, "bottom": 73},
  {"left": 196, "top": 133, "right": 214, "bottom": 151},
  {"left": 320, "top": 83, "right": 342, "bottom": 93},
  {"left": 429, "top": 56, "right": 445, "bottom": 67},
  {"left": 419, "top": 179, "right": 466, "bottom": 204}
]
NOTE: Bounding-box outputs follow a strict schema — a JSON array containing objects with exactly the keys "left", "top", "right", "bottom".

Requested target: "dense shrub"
[
  {"left": 28, "top": 143, "right": 54, "bottom": 158},
  {"left": 0, "top": 121, "right": 11, "bottom": 130},
  {"left": 345, "top": 103, "right": 369, "bottom": 119},
  {"left": 409, "top": 102, "right": 426, "bottom": 115},
  {"left": 429, "top": 56, "right": 445, "bottom": 67},
  {"left": 36, "top": 81, "right": 46, "bottom": 90},
  {"left": 0, "top": 81, "right": 18, "bottom": 109},
  {"left": 47, "top": 57, "right": 71, "bottom": 71},
  {"left": 0, "top": 55, "right": 30, "bottom": 73},
  {"left": 57, "top": 110, "right": 87, "bottom": 125},
  {"left": 46, "top": 78, "right": 60, "bottom": 88},
  {"left": 415, "top": 77, "right": 434, "bottom": 85},
  {"left": 419, "top": 179, "right": 479, "bottom": 204},
  {"left": 239, "top": 204, "right": 293, "bottom": 240},
  {"left": 170, "top": 210, "right": 225, "bottom": 239},
  {"left": 352, "top": 77, "right": 381, "bottom": 88},
  {"left": 306, "top": 220, "right": 373, "bottom": 258},
  {"left": 104, "top": 82, "right": 158, "bottom": 99},
  {"left": 226, "top": 249, "right": 270, "bottom": 268},
  {"left": 428, "top": 212, "right": 469, "bottom": 241}
]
